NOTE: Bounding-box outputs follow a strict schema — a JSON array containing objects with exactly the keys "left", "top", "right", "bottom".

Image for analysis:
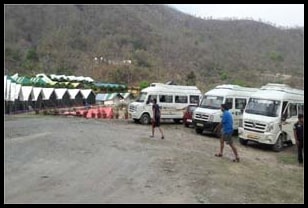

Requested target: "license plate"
[
  {"left": 247, "top": 134, "right": 259, "bottom": 139},
  {"left": 196, "top": 123, "right": 203, "bottom": 127},
  {"left": 187, "top": 119, "right": 192, "bottom": 123}
]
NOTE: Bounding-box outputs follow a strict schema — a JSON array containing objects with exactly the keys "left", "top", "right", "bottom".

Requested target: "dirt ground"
[{"left": 4, "top": 113, "right": 304, "bottom": 204}]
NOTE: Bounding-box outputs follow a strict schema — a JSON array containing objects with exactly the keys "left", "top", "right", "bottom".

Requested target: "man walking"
[
  {"left": 150, "top": 98, "right": 165, "bottom": 139},
  {"left": 294, "top": 114, "right": 304, "bottom": 166},
  {"left": 214, "top": 104, "right": 240, "bottom": 162}
]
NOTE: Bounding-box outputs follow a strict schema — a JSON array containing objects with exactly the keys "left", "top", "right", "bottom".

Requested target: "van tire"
[
  {"left": 140, "top": 113, "right": 151, "bottom": 125},
  {"left": 272, "top": 134, "right": 283, "bottom": 152},
  {"left": 195, "top": 128, "right": 203, "bottom": 134},
  {"left": 173, "top": 119, "right": 181, "bottom": 124},
  {"left": 239, "top": 138, "right": 248, "bottom": 145}
]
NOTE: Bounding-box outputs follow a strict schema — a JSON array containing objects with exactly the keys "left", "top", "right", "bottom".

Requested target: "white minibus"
[
  {"left": 193, "top": 84, "right": 258, "bottom": 136},
  {"left": 238, "top": 83, "right": 304, "bottom": 151},
  {"left": 128, "top": 83, "right": 202, "bottom": 124}
]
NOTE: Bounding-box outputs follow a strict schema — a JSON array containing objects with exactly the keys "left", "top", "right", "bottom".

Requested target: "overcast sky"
[{"left": 168, "top": 4, "right": 304, "bottom": 28}]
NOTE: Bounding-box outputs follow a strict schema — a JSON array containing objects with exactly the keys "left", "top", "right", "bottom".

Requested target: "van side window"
[
  {"left": 225, "top": 98, "right": 233, "bottom": 109},
  {"left": 147, "top": 95, "right": 157, "bottom": 103},
  {"left": 235, "top": 98, "right": 246, "bottom": 110},
  {"left": 175, "top": 95, "right": 188, "bottom": 103},
  {"left": 190, "top": 95, "right": 199, "bottom": 105},
  {"left": 298, "top": 104, "right": 304, "bottom": 115},
  {"left": 290, "top": 103, "right": 297, "bottom": 116},
  {"left": 159, "top": 95, "right": 172, "bottom": 103}
]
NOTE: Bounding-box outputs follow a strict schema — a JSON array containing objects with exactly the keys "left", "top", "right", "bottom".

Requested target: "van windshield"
[
  {"left": 200, "top": 95, "right": 224, "bottom": 109},
  {"left": 136, "top": 92, "right": 147, "bottom": 103},
  {"left": 245, "top": 98, "right": 281, "bottom": 117}
]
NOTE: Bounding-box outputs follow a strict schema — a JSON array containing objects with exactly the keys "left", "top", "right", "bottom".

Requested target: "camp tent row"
[{"left": 5, "top": 76, "right": 96, "bottom": 114}]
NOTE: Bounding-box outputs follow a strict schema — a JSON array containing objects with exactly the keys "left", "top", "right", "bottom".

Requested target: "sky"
[{"left": 168, "top": 4, "right": 304, "bottom": 28}]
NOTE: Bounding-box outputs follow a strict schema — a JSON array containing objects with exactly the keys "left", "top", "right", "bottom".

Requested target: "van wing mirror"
[{"left": 281, "top": 112, "right": 288, "bottom": 121}]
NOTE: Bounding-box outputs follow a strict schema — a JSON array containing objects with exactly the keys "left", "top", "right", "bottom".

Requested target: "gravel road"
[{"left": 4, "top": 114, "right": 304, "bottom": 204}]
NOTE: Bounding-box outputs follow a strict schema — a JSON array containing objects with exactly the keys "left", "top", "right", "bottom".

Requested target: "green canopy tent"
[{"left": 30, "top": 77, "right": 47, "bottom": 87}]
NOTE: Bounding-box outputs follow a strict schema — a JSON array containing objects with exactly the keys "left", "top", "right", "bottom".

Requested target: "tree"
[
  {"left": 139, "top": 81, "right": 150, "bottom": 89},
  {"left": 186, "top": 71, "right": 196, "bottom": 86}
]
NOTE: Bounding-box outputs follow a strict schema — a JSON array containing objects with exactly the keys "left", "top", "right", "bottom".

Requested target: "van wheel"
[
  {"left": 173, "top": 119, "right": 181, "bottom": 124},
  {"left": 272, "top": 134, "right": 283, "bottom": 152},
  {"left": 286, "top": 140, "right": 293, "bottom": 147},
  {"left": 140, "top": 113, "right": 151, "bottom": 125},
  {"left": 239, "top": 138, "right": 248, "bottom": 145},
  {"left": 195, "top": 128, "right": 203, "bottom": 134}
]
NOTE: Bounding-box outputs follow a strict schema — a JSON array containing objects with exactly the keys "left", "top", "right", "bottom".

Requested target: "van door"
[
  {"left": 281, "top": 102, "right": 299, "bottom": 144},
  {"left": 234, "top": 98, "right": 247, "bottom": 129},
  {"left": 158, "top": 94, "right": 174, "bottom": 119},
  {"left": 225, "top": 97, "right": 237, "bottom": 128}
]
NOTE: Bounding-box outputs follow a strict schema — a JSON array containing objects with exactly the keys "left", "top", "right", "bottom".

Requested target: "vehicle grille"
[
  {"left": 243, "top": 120, "right": 266, "bottom": 133},
  {"left": 195, "top": 113, "right": 209, "bottom": 121},
  {"left": 129, "top": 105, "right": 136, "bottom": 112}
]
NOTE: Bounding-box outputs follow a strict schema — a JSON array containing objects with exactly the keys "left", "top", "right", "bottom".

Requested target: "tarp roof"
[
  {"left": 30, "top": 77, "right": 47, "bottom": 85},
  {"left": 96, "top": 93, "right": 130, "bottom": 101},
  {"left": 93, "top": 82, "right": 126, "bottom": 88},
  {"left": 14, "top": 76, "right": 32, "bottom": 85}
]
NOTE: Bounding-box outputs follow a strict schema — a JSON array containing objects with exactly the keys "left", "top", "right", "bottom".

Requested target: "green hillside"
[{"left": 4, "top": 4, "right": 304, "bottom": 91}]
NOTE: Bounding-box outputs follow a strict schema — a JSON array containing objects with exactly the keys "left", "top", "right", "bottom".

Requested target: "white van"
[
  {"left": 238, "top": 83, "right": 304, "bottom": 152},
  {"left": 193, "top": 84, "right": 258, "bottom": 136},
  {"left": 128, "top": 83, "right": 202, "bottom": 124}
]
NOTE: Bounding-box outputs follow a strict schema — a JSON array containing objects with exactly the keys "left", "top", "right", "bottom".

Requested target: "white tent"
[
  {"left": 54, "top": 88, "right": 68, "bottom": 100},
  {"left": 80, "top": 89, "right": 93, "bottom": 99},
  {"left": 9, "top": 82, "right": 16, "bottom": 101},
  {"left": 14, "top": 84, "right": 22, "bottom": 100},
  {"left": 4, "top": 76, "right": 7, "bottom": 98},
  {"left": 19, "top": 86, "right": 33, "bottom": 101},
  {"left": 41, "top": 88, "right": 55, "bottom": 100},
  {"left": 67, "top": 89, "right": 81, "bottom": 99},
  {"left": 5, "top": 79, "right": 11, "bottom": 101},
  {"left": 31, "top": 87, "right": 43, "bottom": 101}
]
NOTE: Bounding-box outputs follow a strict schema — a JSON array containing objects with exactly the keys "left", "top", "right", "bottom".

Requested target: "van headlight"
[
  {"left": 266, "top": 122, "right": 274, "bottom": 132},
  {"left": 239, "top": 119, "right": 243, "bottom": 127},
  {"left": 209, "top": 115, "right": 214, "bottom": 121}
]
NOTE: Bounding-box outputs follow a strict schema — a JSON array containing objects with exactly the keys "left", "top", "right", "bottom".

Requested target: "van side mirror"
[
  {"left": 146, "top": 100, "right": 150, "bottom": 105},
  {"left": 281, "top": 112, "right": 288, "bottom": 121}
]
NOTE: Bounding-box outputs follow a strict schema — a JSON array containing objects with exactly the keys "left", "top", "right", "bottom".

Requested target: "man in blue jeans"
[{"left": 214, "top": 104, "right": 240, "bottom": 162}]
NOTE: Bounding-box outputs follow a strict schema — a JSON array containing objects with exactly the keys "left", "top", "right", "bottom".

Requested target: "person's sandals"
[
  {"left": 233, "top": 157, "right": 240, "bottom": 162},
  {"left": 161, "top": 136, "right": 164, "bottom": 139},
  {"left": 214, "top": 153, "right": 223, "bottom": 157}
]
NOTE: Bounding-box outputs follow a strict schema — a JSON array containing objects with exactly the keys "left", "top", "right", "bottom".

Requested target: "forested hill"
[{"left": 5, "top": 4, "right": 304, "bottom": 91}]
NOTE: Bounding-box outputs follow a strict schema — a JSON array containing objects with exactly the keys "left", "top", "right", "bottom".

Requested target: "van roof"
[
  {"left": 142, "top": 83, "right": 201, "bottom": 94},
  {"left": 251, "top": 83, "right": 304, "bottom": 101},
  {"left": 204, "top": 84, "right": 258, "bottom": 97}
]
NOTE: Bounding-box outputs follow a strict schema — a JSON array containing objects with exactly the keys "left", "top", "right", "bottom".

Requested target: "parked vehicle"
[
  {"left": 192, "top": 84, "right": 258, "bottom": 136},
  {"left": 128, "top": 83, "right": 202, "bottom": 124},
  {"left": 238, "top": 83, "right": 304, "bottom": 152},
  {"left": 183, "top": 105, "right": 198, "bottom": 127}
]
